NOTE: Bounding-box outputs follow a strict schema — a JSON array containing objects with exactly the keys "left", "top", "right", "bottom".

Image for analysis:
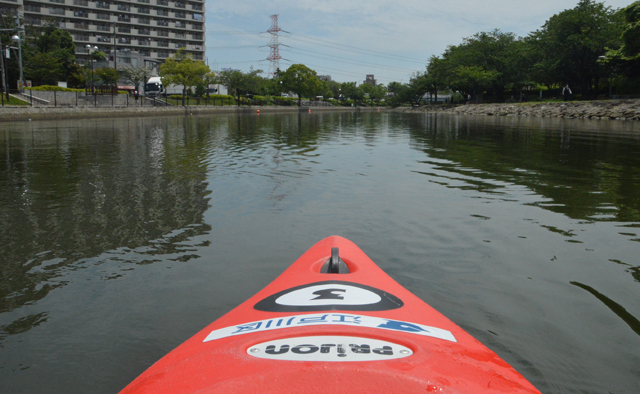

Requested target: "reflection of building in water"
[{"left": 0, "top": 117, "right": 212, "bottom": 318}]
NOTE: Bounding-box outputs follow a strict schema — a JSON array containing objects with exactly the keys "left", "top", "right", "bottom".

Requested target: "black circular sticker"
[{"left": 254, "top": 281, "right": 404, "bottom": 312}]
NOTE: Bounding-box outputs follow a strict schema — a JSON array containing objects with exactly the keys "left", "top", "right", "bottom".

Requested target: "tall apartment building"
[{"left": 0, "top": 0, "right": 205, "bottom": 66}]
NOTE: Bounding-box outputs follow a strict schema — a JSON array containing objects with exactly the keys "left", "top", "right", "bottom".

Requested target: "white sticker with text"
[{"left": 203, "top": 313, "right": 456, "bottom": 343}]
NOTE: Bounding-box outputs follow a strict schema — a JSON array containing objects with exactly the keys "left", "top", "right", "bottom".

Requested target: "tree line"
[{"left": 393, "top": 0, "right": 640, "bottom": 105}]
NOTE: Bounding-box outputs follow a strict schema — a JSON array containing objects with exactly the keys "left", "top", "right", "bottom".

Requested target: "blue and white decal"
[
  {"left": 253, "top": 281, "right": 404, "bottom": 312},
  {"left": 203, "top": 313, "right": 456, "bottom": 343},
  {"left": 247, "top": 336, "right": 413, "bottom": 362}
]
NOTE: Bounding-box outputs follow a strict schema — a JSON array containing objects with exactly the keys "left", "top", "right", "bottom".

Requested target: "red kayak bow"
[{"left": 120, "top": 236, "right": 541, "bottom": 393}]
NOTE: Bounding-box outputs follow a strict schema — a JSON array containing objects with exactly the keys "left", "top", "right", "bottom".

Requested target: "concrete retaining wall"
[
  {"left": 21, "top": 91, "right": 130, "bottom": 107},
  {"left": 0, "top": 105, "right": 383, "bottom": 123}
]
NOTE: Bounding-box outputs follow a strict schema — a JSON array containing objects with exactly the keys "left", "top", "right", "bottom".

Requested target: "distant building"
[
  {"left": 364, "top": 74, "right": 376, "bottom": 87},
  {"left": 318, "top": 75, "right": 332, "bottom": 82},
  {"left": 0, "top": 0, "right": 206, "bottom": 65}
]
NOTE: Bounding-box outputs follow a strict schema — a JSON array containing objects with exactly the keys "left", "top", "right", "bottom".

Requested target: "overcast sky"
[{"left": 204, "top": 0, "right": 634, "bottom": 85}]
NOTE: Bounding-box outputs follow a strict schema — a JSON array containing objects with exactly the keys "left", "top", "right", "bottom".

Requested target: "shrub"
[{"left": 26, "top": 85, "right": 84, "bottom": 92}]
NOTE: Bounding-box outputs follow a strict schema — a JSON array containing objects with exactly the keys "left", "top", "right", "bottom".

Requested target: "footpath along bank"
[{"left": 405, "top": 99, "right": 640, "bottom": 121}]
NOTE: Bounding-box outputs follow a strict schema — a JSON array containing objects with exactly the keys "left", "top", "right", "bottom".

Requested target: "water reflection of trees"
[
  {"left": 402, "top": 113, "right": 640, "bottom": 223},
  {"left": 0, "top": 117, "right": 213, "bottom": 318}
]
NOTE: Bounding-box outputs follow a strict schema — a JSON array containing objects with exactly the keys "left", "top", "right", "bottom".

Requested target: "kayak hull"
[{"left": 120, "top": 236, "right": 541, "bottom": 394}]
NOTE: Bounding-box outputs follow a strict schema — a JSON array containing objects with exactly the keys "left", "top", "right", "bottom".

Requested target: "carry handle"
[{"left": 320, "top": 247, "right": 350, "bottom": 274}]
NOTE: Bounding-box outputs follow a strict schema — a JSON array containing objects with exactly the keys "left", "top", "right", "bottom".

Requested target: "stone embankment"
[{"left": 406, "top": 100, "right": 640, "bottom": 121}]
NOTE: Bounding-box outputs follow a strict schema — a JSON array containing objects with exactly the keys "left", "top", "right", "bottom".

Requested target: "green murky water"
[{"left": 1, "top": 112, "right": 639, "bottom": 393}]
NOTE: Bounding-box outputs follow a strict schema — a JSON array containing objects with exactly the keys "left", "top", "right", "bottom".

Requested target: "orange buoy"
[
  {"left": 308, "top": 109, "right": 311, "bottom": 113},
  {"left": 257, "top": 110, "right": 260, "bottom": 114}
]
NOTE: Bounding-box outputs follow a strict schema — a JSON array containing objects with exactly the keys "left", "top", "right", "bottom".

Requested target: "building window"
[
  {"left": 118, "top": 26, "right": 131, "bottom": 33},
  {"left": 138, "top": 17, "right": 150, "bottom": 24},
  {"left": 175, "top": 11, "right": 185, "bottom": 18},
  {"left": 157, "top": 40, "right": 168, "bottom": 47},
  {"left": 96, "top": 23, "right": 110, "bottom": 31},
  {"left": 49, "top": 0, "right": 65, "bottom": 4},
  {"left": 175, "top": 21, "right": 185, "bottom": 28},
  {"left": 138, "top": 38, "right": 150, "bottom": 45},
  {"left": 120, "top": 37, "right": 131, "bottom": 44},
  {"left": 95, "top": 1, "right": 109, "bottom": 8},
  {"left": 74, "top": 22, "right": 89, "bottom": 29},
  {"left": 74, "top": 33, "right": 89, "bottom": 41},
  {"left": 96, "top": 35, "right": 111, "bottom": 43},
  {"left": 140, "top": 49, "right": 150, "bottom": 56},
  {"left": 73, "top": 0, "right": 88, "bottom": 6},
  {"left": 192, "top": 13, "right": 202, "bottom": 21},
  {"left": 96, "top": 13, "right": 110, "bottom": 20},
  {"left": 175, "top": 1, "right": 185, "bottom": 7},
  {"left": 157, "top": 0, "right": 168, "bottom": 5},
  {"left": 192, "top": 33, "right": 202, "bottom": 40},
  {"left": 138, "top": 6, "right": 149, "bottom": 13},
  {"left": 175, "top": 32, "right": 186, "bottom": 38},
  {"left": 118, "top": 14, "right": 130, "bottom": 22},
  {"left": 191, "top": 3, "right": 202, "bottom": 10},
  {"left": 157, "top": 9, "right": 168, "bottom": 16},
  {"left": 49, "top": 7, "right": 65, "bottom": 15},
  {"left": 25, "top": 3, "right": 41, "bottom": 12},
  {"left": 117, "top": 4, "right": 130, "bottom": 11},
  {"left": 138, "top": 28, "right": 150, "bottom": 34},
  {"left": 191, "top": 23, "right": 202, "bottom": 30},
  {"left": 74, "top": 10, "right": 89, "bottom": 17},
  {"left": 26, "top": 16, "right": 41, "bottom": 25},
  {"left": 157, "top": 29, "right": 168, "bottom": 37},
  {"left": 137, "top": 0, "right": 149, "bottom": 3},
  {"left": 156, "top": 19, "right": 168, "bottom": 26}
]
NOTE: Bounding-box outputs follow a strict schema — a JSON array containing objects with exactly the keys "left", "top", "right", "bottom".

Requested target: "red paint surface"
[{"left": 120, "top": 236, "right": 542, "bottom": 393}]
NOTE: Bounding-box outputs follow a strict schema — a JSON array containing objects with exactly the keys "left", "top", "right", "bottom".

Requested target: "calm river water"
[{"left": 1, "top": 111, "right": 639, "bottom": 393}]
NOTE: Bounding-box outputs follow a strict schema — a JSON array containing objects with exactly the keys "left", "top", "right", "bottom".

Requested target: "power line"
[
  {"left": 286, "top": 35, "right": 429, "bottom": 64},
  {"left": 280, "top": 60, "right": 399, "bottom": 83},
  {"left": 286, "top": 47, "right": 419, "bottom": 73}
]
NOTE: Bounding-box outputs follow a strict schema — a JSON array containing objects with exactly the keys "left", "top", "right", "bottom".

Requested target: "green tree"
[
  {"left": 280, "top": 64, "right": 323, "bottom": 106},
  {"left": 424, "top": 56, "right": 448, "bottom": 103},
  {"left": 604, "top": 1, "right": 640, "bottom": 79},
  {"left": 160, "top": 49, "right": 213, "bottom": 105},
  {"left": 339, "top": 82, "right": 364, "bottom": 105},
  {"left": 3, "top": 20, "right": 77, "bottom": 86},
  {"left": 439, "top": 30, "right": 529, "bottom": 102},
  {"left": 94, "top": 67, "right": 120, "bottom": 87},
  {"left": 448, "top": 66, "right": 499, "bottom": 103},
  {"left": 122, "top": 65, "right": 153, "bottom": 92},
  {"left": 217, "top": 68, "right": 264, "bottom": 106},
  {"left": 24, "top": 53, "right": 64, "bottom": 86},
  {"left": 527, "top": 0, "right": 623, "bottom": 98}
]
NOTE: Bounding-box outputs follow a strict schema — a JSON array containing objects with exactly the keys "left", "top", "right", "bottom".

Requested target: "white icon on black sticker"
[{"left": 254, "top": 281, "right": 404, "bottom": 312}]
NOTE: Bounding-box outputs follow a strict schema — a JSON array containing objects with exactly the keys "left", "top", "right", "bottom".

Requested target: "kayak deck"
[{"left": 120, "top": 236, "right": 541, "bottom": 393}]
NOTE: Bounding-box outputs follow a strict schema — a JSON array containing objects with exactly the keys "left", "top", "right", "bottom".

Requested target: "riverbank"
[
  {"left": 405, "top": 99, "right": 640, "bottom": 120},
  {"left": 0, "top": 105, "right": 384, "bottom": 123}
]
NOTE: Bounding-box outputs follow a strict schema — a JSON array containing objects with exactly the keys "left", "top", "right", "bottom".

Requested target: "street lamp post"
[
  {"left": 598, "top": 55, "right": 613, "bottom": 99},
  {"left": 1, "top": 44, "right": 8, "bottom": 100},
  {"left": 12, "top": 14, "right": 24, "bottom": 91},
  {"left": 86, "top": 45, "right": 98, "bottom": 93}
]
